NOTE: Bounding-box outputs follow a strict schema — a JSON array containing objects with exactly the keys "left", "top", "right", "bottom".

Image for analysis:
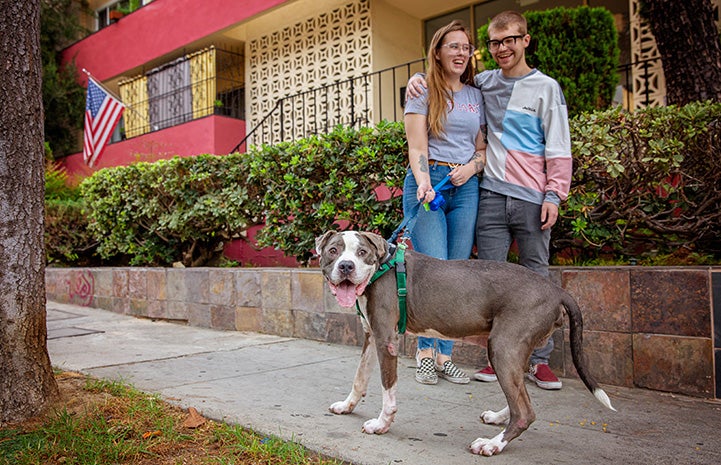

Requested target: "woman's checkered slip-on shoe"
[
  {"left": 435, "top": 360, "right": 470, "bottom": 384},
  {"left": 415, "top": 357, "right": 438, "bottom": 385}
]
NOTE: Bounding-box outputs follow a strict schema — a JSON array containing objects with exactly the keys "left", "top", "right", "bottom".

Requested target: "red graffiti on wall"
[{"left": 68, "top": 270, "right": 94, "bottom": 306}]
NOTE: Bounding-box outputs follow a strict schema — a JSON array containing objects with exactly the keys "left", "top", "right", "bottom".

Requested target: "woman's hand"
[
  {"left": 449, "top": 163, "right": 476, "bottom": 186},
  {"left": 416, "top": 180, "right": 435, "bottom": 203}
]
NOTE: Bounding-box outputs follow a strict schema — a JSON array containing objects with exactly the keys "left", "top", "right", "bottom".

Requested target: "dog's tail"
[{"left": 563, "top": 293, "right": 617, "bottom": 412}]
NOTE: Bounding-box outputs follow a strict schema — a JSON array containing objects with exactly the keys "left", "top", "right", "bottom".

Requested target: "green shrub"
[
  {"left": 477, "top": 6, "right": 620, "bottom": 117},
  {"left": 247, "top": 121, "right": 408, "bottom": 263},
  {"left": 554, "top": 101, "right": 721, "bottom": 262},
  {"left": 41, "top": 0, "right": 87, "bottom": 159},
  {"left": 77, "top": 122, "right": 406, "bottom": 267},
  {"left": 45, "top": 162, "right": 97, "bottom": 266},
  {"left": 80, "top": 154, "right": 265, "bottom": 266},
  {"left": 70, "top": 105, "right": 720, "bottom": 268},
  {"left": 45, "top": 198, "right": 96, "bottom": 266},
  {"left": 45, "top": 161, "right": 79, "bottom": 201}
]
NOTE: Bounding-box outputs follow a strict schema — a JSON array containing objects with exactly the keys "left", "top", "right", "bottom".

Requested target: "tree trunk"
[
  {"left": 641, "top": 0, "right": 721, "bottom": 105},
  {"left": 0, "top": 0, "right": 59, "bottom": 425}
]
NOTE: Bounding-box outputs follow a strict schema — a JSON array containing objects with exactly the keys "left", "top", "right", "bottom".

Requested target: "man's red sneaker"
[
  {"left": 527, "top": 363, "right": 562, "bottom": 390},
  {"left": 473, "top": 365, "right": 497, "bottom": 382}
]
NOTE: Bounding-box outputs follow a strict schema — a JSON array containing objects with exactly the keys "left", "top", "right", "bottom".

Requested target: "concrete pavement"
[{"left": 47, "top": 300, "right": 721, "bottom": 465}]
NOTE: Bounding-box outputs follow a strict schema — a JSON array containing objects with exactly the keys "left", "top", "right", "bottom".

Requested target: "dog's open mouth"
[{"left": 328, "top": 279, "right": 369, "bottom": 308}]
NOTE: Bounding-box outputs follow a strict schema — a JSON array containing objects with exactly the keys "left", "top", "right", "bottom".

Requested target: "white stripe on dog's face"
[
  {"left": 327, "top": 232, "right": 378, "bottom": 285},
  {"left": 316, "top": 231, "right": 382, "bottom": 308}
]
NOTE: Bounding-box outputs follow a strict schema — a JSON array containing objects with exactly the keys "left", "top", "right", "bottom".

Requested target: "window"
[
  {"left": 96, "top": 0, "right": 149, "bottom": 30},
  {"left": 424, "top": 8, "right": 471, "bottom": 52},
  {"left": 422, "top": 0, "right": 586, "bottom": 53}
]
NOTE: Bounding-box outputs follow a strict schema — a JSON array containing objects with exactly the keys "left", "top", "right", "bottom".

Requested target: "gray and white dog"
[{"left": 315, "top": 230, "right": 615, "bottom": 456}]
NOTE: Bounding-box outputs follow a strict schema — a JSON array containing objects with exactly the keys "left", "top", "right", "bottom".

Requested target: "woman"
[{"left": 403, "top": 20, "right": 487, "bottom": 385}]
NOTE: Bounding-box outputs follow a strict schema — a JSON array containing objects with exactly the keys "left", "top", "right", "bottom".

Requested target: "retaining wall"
[{"left": 46, "top": 266, "right": 721, "bottom": 399}]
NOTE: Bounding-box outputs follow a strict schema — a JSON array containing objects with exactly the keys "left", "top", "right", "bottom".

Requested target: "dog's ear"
[
  {"left": 315, "top": 231, "right": 336, "bottom": 256},
  {"left": 359, "top": 232, "right": 389, "bottom": 261}
]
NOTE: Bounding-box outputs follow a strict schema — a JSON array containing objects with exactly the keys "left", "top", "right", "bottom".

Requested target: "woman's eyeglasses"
[{"left": 440, "top": 42, "right": 475, "bottom": 57}]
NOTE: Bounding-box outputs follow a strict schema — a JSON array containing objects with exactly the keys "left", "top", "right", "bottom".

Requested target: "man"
[{"left": 407, "top": 10, "right": 572, "bottom": 390}]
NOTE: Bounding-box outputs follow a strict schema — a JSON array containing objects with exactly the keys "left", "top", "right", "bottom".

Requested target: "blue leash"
[
  {"left": 372, "top": 175, "right": 452, "bottom": 334},
  {"left": 387, "top": 175, "right": 452, "bottom": 244}
]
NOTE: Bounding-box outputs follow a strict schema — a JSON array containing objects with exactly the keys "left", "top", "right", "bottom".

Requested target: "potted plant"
[
  {"left": 214, "top": 99, "right": 225, "bottom": 115},
  {"left": 117, "top": 0, "right": 141, "bottom": 15},
  {"left": 109, "top": 9, "right": 124, "bottom": 21}
]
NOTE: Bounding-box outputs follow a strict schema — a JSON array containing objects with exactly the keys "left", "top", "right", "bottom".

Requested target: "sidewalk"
[{"left": 47, "top": 301, "right": 721, "bottom": 465}]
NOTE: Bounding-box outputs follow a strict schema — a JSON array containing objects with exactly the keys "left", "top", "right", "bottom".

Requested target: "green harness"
[{"left": 354, "top": 243, "right": 408, "bottom": 334}]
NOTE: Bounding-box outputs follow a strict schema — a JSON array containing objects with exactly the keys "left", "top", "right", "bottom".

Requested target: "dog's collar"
[
  {"left": 371, "top": 242, "right": 398, "bottom": 282},
  {"left": 356, "top": 242, "right": 408, "bottom": 334},
  {"left": 380, "top": 242, "right": 397, "bottom": 267}
]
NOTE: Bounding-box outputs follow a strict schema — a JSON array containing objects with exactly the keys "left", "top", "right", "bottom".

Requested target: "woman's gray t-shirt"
[{"left": 404, "top": 84, "right": 485, "bottom": 164}]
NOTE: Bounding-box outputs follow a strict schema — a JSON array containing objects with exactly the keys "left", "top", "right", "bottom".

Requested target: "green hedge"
[
  {"left": 80, "top": 154, "right": 265, "bottom": 266},
  {"left": 477, "top": 6, "right": 620, "bottom": 117},
  {"left": 247, "top": 121, "right": 408, "bottom": 263},
  {"left": 77, "top": 123, "right": 406, "bottom": 266},
  {"left": 71, "top": 103, "right": 721, "bottom": 267},
  {"left": 45, "top": 162, "right": 98, "bottom": 266},
  {"left": 556, "top": 101, "right": 721, "bottom": 264}
]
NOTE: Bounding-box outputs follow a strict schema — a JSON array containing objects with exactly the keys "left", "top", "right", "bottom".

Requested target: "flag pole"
[
  {"left": 81, "top": 68, "right": 126, "bottom": 104},
  {"left": 82, "top": 68, "right": 158, "bottom": 131}
]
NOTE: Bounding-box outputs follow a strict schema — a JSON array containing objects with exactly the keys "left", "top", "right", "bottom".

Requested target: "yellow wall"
[
  {"left": 244, "top": 0, "right": 346, "bottom": 39},
  {"left": 370, "top": 0, "right": 421, "bottom": 71}
]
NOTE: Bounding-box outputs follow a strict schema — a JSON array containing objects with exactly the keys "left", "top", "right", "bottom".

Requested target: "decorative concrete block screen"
[{"left": 247, "top": 0, "right": 372, "bottom": 145}]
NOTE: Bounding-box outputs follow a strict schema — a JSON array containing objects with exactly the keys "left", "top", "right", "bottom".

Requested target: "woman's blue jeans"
[{"left": 402, "top": 164, "right": 479, "bottom": 356}]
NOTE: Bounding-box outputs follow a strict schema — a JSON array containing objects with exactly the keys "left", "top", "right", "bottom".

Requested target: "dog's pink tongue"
[{"left": 334, "top": 281, "right": 358, "bottom": 308}]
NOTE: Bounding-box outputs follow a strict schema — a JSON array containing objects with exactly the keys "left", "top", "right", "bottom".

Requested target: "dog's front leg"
[
  {"left": 362, "top": 384, "right": 397, "bottom": 434},
  {"left": 361, "top": 335, "right": 399, "bottom": 434},
  {"left": 329, "top": 332, "right": 376, "bottom": 415},
  {"left": 469, "top": 430, "right": 510, "bottom": 456}
]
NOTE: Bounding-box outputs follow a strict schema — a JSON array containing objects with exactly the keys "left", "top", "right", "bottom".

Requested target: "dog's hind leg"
[
  {"left": 479, "top": 405, "right": 509, "bottom": 425},
  {"left": 471, "top": 374, "right": 532, "bottom": 455},
  {"left": 472, "top": 340, "right": 535, "bottom": 456},
  {"left": 329, "top": 332, "right": 377, "bottom": 415}
]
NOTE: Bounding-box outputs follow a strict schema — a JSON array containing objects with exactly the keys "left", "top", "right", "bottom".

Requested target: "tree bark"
[
  {"left": 0, "top": 0, "right": 59, "bottom": 424},
  {"left": 641, "top": 0, "right": 721, "bottom": 105}
]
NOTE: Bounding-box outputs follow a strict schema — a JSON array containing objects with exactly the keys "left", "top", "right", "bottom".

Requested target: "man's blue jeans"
[
  {"left": 475, "top": 189, "right": 553, "bottom": 365},
  {"left": 403, "top": 164, "right": 478, "bottom": 356}
]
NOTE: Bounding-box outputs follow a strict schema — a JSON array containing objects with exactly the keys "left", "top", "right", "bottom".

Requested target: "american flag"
[{"left": 83, "top": 77, "right": 125, "bottom": 167}]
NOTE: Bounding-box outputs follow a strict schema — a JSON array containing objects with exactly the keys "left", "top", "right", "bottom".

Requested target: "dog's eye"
[
  {"left": 328, "top": 247, "right": 338, "bottom": 255},
  {"left": 357, "top": 249, "right": 367, "bottom": 257}
]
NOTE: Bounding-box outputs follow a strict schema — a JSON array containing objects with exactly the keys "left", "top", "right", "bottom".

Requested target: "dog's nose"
[{"left": 338, "top": 260, "right": 355, "bottom": 276}]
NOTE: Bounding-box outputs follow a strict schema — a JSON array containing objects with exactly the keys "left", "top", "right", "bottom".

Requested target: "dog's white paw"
[
  {"left": 480, "top": 406, "right": 509, "bottom": 425},
  {"left": 361, "top": 418, "right": 390, "bottom": 434},
  {"left": 329, "top": 400, "right": 355, "bottom": 414},
  {"left": 469, "top": 433, "right": 508, "bottom": 456}
]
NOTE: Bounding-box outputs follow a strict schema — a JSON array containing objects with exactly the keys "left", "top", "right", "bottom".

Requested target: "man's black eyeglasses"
[{"left": 486, "top": 35, "right": 525, "bottom": 51}]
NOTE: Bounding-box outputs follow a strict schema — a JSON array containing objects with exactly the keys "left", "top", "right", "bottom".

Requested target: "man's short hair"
[{"left": 489, "top": 10, "right": 527, "bottom": 35}]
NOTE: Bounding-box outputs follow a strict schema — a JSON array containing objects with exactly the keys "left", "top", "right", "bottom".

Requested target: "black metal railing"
[
  {"left": 120, "top": 48, "right": 245, "bottom": 140},
  {"left": 231, "top": 57, "right": 664, "bottom": 153},
  {"left": 134, "top": 75, "right": 245, "bottom": 134},
  {"left": 616, "top": 57, "right": 663, "bottom": 109},
  {"left": 231, "top": 58, "right": 427, "bottom": 153}
]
